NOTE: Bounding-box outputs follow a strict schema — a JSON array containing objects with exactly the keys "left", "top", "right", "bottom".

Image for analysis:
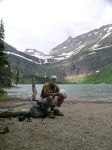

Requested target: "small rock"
[{"left": 0, "top": 126, "right": 9, "bottom": 134}]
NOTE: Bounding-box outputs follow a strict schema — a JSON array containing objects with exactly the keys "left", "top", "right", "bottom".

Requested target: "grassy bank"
[{"left": 0, "top": 95, "right": 12, "bottom": 101}]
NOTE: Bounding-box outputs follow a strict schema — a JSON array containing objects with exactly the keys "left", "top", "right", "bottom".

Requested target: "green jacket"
[{"left": 40, "top": 82, "right": 60, "bottom": 98}]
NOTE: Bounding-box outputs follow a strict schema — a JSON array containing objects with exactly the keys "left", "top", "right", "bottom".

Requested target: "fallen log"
[{"left": 0, "top": 108, "right": 30, "bottom": 118}]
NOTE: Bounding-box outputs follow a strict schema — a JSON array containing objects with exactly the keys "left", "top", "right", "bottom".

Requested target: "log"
[
  {"left": 31, "top": 77, "right": 37, "bottom": 101},
  {"left": 0, "top": 108, "right": 30, "bottom": 118}
]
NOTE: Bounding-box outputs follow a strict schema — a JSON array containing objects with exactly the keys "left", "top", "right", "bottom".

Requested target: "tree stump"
[{"left": 31, "top": 77, "right": 37, "bottom": 101}]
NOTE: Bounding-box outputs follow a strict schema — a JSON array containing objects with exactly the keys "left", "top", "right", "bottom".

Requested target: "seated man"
[{"left": 40, "top": 75, "right": 67, "bottom": 118}]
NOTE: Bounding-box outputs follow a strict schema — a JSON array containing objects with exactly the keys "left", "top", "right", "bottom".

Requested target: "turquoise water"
[{"left": 3, "top": 84, "right": 112, "bottom": 102}]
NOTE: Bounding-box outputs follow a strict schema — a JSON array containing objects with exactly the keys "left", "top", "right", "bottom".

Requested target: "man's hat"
[{"left": 50, "top": 75, "right": 57, "bottom": 79}]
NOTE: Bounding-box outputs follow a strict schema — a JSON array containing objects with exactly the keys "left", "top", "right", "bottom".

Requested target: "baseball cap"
[{"left": 50, "top": 75, "right": 57, "bottom": 79}]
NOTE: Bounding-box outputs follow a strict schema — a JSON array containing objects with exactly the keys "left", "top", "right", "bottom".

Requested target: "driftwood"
[
  {"left": 31, "top": 77, "right": 37, "bottom": 101},
  {"left": 0, "top": 108, "right": 30, "bottom": 118}
]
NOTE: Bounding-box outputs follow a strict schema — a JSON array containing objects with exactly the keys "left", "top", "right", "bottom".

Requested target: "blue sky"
[{"left": 0, "top": 0, "right": 112, "bottom": 54}]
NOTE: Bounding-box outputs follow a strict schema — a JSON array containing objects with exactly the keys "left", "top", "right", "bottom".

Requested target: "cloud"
[
  {"left": 0, "top": 0, "right": 112, "bottom": 54},
  {"left": 0, "top": 0, "right": 5, "bottom": 2}
]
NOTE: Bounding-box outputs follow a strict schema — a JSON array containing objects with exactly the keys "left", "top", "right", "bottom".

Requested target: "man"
[{"left": 40, "top": 75, "right": 67, "bottom": 118}]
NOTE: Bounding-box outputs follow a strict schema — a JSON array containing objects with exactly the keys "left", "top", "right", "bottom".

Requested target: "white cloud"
[{"left": 0, "top": 0, "right": 112, "bottom": 54}]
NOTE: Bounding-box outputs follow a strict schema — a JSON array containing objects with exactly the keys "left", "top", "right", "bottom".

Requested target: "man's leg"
[
  {"left": 54, "top": 96, "right": 65, "bottom": 116},
  {"left": 57, "top": 96, "right": 64, "bottom": 107},
  {"left": 47, "top": 96, "right": 53, "bottom": 109},
  {"left": 47, "top": 96, "right": 55, "bottom": 118}
]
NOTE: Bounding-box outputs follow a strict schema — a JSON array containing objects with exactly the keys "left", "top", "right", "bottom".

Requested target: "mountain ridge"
[{"left": 50, "top": 24, "right": 112, "bottom": 56}]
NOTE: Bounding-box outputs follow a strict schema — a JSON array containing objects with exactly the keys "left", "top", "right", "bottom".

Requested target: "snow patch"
[
  {"left": 88, "top": 34, "right": 91, "bottom": 36},
  {"left": 91, "top": 45, "right": 112, "bottom": 51},
  {"left": 92, "top": 44, "right": 101, "bottom": 49},
  {"left": 54, "top": 57, "right": 65, "bottom": 61},
  {"left": 65, "top": 45, "right": 85, "bottom": 58},
  {"left": 44, "top": 56, "right": 54, "bottom": 59},
  {"left": 44, "top": 59, "right": 48, "bottom": 64},
  {"left": 63, "top": 46, "right": 67, "bottom": 49},
  {"left": 6, "top": 52, "right": 41, "bottom": 64},
  {"left": 104, "top": 28, "right": 108, "bottom": 31},
  {"left": 107, "top": 27, "right": 112, "bottom": 33},
  {"left": 89, "top": 52, "right": 96, "bottom": 55},
  {"left": 78, "top": 41, "right": 82, "bottom": 44},
  {"left": 94, "top": 32, "right": 98, "bottom": 34},
  {"left": 101, "top": 32, "right": 111, "bottom": 40},
  {"left": 54, "top": 45, "right": 85, "bottom": 61},
  {"left": 58, "top": 53, "right": 67, "bottom": 56},
  {"left": 26, "top": 49, "right": 34, "bottom": 52},
  {"left": 32, "top": 54, "right": 54, "bottom": 60}
]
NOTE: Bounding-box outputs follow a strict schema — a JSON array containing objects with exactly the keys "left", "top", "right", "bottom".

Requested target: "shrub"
[{"left": 0, "top": 88, "right": 7, "bottom": 95}]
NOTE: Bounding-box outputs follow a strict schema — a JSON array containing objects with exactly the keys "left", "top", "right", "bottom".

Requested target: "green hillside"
[
  {"left": 82, "top": 66, "right": 112, "bottom": 84},
  {"left": 62, "top": 66, "right": 112, "bottom": 84}
]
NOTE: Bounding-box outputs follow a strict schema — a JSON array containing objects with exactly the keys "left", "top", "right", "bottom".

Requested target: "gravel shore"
[{"left": 0, "top": 98, "right": 112, "bottom": 150}]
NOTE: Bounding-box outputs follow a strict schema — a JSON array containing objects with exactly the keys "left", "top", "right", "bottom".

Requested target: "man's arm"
[{"left": 43, "top": 84, "right": 57, "bottom": 97}]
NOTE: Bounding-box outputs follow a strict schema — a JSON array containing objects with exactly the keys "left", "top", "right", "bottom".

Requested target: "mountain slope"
[
  {"left": 61, "top": 65, "right": 112, "bottom": 84},
  {"left": 48, "top": 24, "right": 112, "bottom": 79},
  {"left": 82, "top": 65, "right": 112, "bottom": 84}
]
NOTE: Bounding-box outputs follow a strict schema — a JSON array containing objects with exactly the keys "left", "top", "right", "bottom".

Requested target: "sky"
[{"left": 0, "top": 0, "right": 112, "bottom": 54}]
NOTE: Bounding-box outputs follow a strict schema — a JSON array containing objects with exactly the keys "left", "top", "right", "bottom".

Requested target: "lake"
[{"left": 3, "top": 84, "right": 112, "bottom": 102}]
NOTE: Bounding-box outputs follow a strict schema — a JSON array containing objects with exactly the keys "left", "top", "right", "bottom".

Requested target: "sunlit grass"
[{"left": 0, "top": 95, "right": 12, "bottom": 101}]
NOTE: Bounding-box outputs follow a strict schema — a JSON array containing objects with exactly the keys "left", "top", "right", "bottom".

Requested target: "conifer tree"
[{"left": 0, "top": 18, "right": 12, "bottom": 87}]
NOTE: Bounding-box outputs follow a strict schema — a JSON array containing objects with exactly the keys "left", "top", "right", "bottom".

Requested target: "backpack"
[{"left": 30, "top": 101, "right": 47, "bottom": 118}]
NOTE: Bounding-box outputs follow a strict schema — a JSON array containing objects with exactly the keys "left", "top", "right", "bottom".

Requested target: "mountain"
[
  {"left": 4, "top": 24, "right": 112, "bottom": 81},
  {"left": 48, "top": 24, "right": 112, "bottom": 79},
  {"left": 50, "top": 24, "right": 112, "bottom": 56},
  {"left": 4, "top": 42, "right": 47, "bottom": 76},
  {"left": 4, "top": 42, "right": 46, "bottom": 64}
]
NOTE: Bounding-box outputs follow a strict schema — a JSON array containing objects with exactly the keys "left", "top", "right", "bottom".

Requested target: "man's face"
[{"left": 51, "top": 78, "right": 57, "bottom": 85}]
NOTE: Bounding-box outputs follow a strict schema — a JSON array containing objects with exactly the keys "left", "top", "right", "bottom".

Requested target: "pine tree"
[{"left": 0, "top": 18, "right": 12, "bottom": 87}]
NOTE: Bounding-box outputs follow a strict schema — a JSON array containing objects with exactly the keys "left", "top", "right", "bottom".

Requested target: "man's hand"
[
  {"left": 56, "top": 92, "right": 62, "bottom": 96},
  {"left": 56, "top": 93, "right": 67, "bottom": 99}
]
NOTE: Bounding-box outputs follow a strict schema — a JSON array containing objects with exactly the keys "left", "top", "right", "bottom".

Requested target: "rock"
[{"left": 0, "top": 126, "right": 9, "bottom": 134}]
